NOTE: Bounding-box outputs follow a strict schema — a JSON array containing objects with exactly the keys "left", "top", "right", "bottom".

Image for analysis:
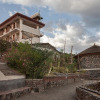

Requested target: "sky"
[{"left": 0, "top": 0, "right": 100, "bottom": 54}]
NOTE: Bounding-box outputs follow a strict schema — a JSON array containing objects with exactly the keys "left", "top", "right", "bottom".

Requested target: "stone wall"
[
  {"left": 0, "top": 87, "right": 31, "bottom": 100},
  {"left": 25, "top": 74, "right": 80, "bottom": 92},
  {"left": 79, "top": 69, "right": 100, "bottom": 80},
  {"left": 0, "top": 78, "right": 25, "bottom": 92},
  {"left": 76, "top": 83, "right": 100, "bottom": 100},
  {"left": 25, "top": 79, "right": 44, "bottom": 92},
  {"left": 80, "top": 55, "right": 100, "bottom": 69}
]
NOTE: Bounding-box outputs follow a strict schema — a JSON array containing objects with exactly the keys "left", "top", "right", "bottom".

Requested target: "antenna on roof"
[
  {"left": 39, "top": 10, "right": 40, "bottom": 14},
  {"left": 38, "top": 9, "right": 43, "bottom": 21}
]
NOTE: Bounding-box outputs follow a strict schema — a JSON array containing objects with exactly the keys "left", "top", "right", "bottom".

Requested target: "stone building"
[
  {"left": 0, "top": 12, "right": 45, "bottom": 44},
  {"left": 75, "top": 44, "right": 100, "bottom": 69}
]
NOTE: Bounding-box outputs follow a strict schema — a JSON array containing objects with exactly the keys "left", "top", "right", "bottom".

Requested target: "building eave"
[
  {"left": 0, "top": 13, "right": 45, "bottom": 29},
  {"left": 75, "top": 52, "right": 100, "bottom": 58}
]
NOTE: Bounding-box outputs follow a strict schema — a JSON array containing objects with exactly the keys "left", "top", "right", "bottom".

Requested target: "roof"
[
  {"left": 32, "top": 43, "right": 61, "bottom": 54},
  {"left": 0, "top": 13, "right": 45, "bottom": 29},
  {"left": 31, "top": 12, "right": 43, "bottom": 20},
  {"left": 75, "top": 44, "right": 100, "bottom": 57}
]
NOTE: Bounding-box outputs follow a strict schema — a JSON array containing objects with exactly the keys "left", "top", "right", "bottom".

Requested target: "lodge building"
[
  {"left": 0, "top": 12, "right": 45, "bottom": 44},
  {"left": 75, "top": 44, "right": 100, "bottom": 69}
]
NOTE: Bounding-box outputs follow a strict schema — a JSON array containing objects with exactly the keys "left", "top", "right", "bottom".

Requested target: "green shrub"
[
  {"left": 67, "top": 64, "right": 77, "bottom": 73},
  {"left": 6, "top": 43, "right": 52, "bottom": 79},
  {"left": 52, "top": 67, "right": 68, "bottom": 73},
  {"left": 0, "top": 40, "right": 11, "bottom": 56}
]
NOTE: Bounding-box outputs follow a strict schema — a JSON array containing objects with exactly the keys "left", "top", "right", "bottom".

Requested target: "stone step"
[
  {"left": 0, "top": 87, "right": 32, "bottom": 100},
  {"left": 0, "top": 63, "right": 8, "bottom": 69},
  {"left": 0, "top": 63, "right": 22, "bottom": 75},
  {"left": 0, "top": 77, "right": 25, "bottom": 92}
]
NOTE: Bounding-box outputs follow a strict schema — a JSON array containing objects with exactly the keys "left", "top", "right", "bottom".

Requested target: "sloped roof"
[
  {"left": 31, "top": 12, "right": 43, "bottom": 20},
  {"left": 75, "top": 44, "right": 100, "bottom": 57},
  {"left": 0, "top": 13, "right": 45, "bottom": 29},
  {"left": 32, "top": 43, "right": 61, "bottom": 54}
]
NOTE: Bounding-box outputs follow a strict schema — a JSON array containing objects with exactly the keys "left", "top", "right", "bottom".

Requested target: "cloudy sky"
[{"left": 0, "top": 0, "right": 100, "bottom": 53}]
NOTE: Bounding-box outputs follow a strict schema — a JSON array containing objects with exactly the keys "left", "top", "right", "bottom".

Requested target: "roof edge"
[{"left": 0, "top": 12, "right": 45, "bottom": 28}]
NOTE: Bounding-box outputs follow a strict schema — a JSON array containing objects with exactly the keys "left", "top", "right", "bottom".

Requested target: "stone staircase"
[
  {"left": 0, "top": 62, "right": 21, "bottom": 76},
  {"left": 0, "top": 61, "right": 26, "bottom": 91},
  {"left": 0, "top": 61, "right": 32, "bottom": 100},
  {"left": 0, "top": 87, "right": 31, "bottom": 100},
  {"left": 0, "top": 53, "right": 32, "bottom": 99}
]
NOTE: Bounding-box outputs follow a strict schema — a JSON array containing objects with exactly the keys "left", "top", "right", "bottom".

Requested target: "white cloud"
[
  {"left": 21, "top": 6, "right": 29, "bottom": 15},
  {"left": 1, "top": 0, "right": 100, "bottom": 27},
  {"left": 8, "top": 6, "right": 29, "bottom": 16},
  {"left": 8, "top": 11, "right": 13, "bottom": 16},
  {"left": 2, "top": 0, "right": 100, "bottom": 53},
  {"left": 41, "top": 23, "right": 100, "bottom": 53},
  {"left": 0, "top": 0, "right": 43, "bottom": 6}
]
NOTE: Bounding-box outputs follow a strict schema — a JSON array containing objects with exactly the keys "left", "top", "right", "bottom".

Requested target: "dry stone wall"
[
  {"left": 76, "top": 83, "right": 100, "bottom": 100},
  {"left": 25, "top": 74, "right": 80, "bottom": 92},
  {"left": 80, "top": 55, "right": 100, "bottom": 69}
]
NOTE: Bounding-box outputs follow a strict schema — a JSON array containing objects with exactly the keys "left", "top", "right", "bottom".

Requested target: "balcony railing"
[
  {"left": 0, "top": 28, "right": 19, "bottom": 39},
  {"left": 22, "top": 24, "right": 40, "bottom": 36}
]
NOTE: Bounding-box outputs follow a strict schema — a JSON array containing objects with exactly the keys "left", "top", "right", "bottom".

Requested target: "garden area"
[{"left": 0, "top": 40, "right": 78, "bottom": 79}]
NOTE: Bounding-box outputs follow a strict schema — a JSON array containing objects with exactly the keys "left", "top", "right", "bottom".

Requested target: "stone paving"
[{"left": 15, "top": 80, "right": 96, "bottom": 100}]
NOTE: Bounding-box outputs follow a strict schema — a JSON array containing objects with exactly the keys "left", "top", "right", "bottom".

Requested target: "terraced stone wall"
[
  {"left": 25, "top": 74, "right": 80, "bottom": 92},
  {"left": 76, "top": 82, "right": 100, "bottom": 100}
]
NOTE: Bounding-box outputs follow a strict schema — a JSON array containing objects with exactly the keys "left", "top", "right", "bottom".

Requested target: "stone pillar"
[
  {"left": 37, "top": 26, "right": 40, "bottom": 43},
  {"left": 15, "top": 22, "right": 17, "bottom": 28},
  {"left": 11, "top": 24, "right": 13, "bottom": 30},
  {"left": 15, "top": 33, "right": 17, "bottom": 41},
  {"left": 4, "top": 28, "right": 6, "bottom": 35},
  {"left": 19, "top": 19, "right": 23, "bottom": 42},
  {"left": 37, "top": 26, "right": 40, "bottom": 34}
]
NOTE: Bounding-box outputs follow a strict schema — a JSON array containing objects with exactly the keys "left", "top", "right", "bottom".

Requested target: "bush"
[
  {"left": 52, "top": 67, "right": 68, "bottom": 73},
  {"left": 0, "top": 40, "right": 11, "bottom": 56},
  {"left": 67, "top": 64, "right": 77, "bottom": 73},
  {"left": 6, "top": 43, "right": 52, "bottom": 79}
]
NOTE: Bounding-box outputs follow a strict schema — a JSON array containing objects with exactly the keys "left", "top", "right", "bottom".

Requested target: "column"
[
  {"left": 37, "top": 26, "right": 40, "bottom": 34},
  {"left": 15, "top": 22, "right": 17, "bottom": 28},
  {"left": 19, "top": 19, "right": 23, "bottom": 42},
  {"left": 15, "top": 33, "right": 17, "bottom": 41},
  {"left": 37, "top": 26, "right": 40, "bottom": 43},
  {"left": 4, "top": 28, "right": 6, "bottom": 35}
]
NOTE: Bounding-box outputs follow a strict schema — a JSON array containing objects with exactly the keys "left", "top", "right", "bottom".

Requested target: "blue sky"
[{"left": 0, "top": 0, "right": 100, "bottom": 53}]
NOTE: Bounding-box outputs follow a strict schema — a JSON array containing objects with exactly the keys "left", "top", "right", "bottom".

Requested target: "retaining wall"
[
  {"left": 0, "top": 78, "right": 25, "bottom": 92},
  {"left": 25, "top": 74, "right": 80, "bottom": 92},
  {"left": 76, "top": 83, "right": 100, "bottom": 100}
]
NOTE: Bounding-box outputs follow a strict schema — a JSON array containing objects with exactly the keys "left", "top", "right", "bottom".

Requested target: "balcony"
[
  {"left": 0, "top": 28, "right": 19, "bottom": 39},
  {"left": 22, "top": 24, "right": 40, "bottom": 36}
]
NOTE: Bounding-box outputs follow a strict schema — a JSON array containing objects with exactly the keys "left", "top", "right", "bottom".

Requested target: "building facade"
[
  {"left": 75, "top": 44, "right": 100, "bottom": 69},
  {"left": 0, "top": 13, "right": 45, "bottom": 44}
]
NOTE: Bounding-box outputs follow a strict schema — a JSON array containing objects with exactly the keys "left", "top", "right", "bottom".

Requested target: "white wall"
[
  {"left": 22, "top": 24, "right": 40, "bottom": 36},
  {"left": 21, "top": 37, "right": 40, "bottom": 44}
]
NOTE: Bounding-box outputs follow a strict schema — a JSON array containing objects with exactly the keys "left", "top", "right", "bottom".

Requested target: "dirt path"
[{"left": 16, "top": 80, "right": 93, "bottom": 100}]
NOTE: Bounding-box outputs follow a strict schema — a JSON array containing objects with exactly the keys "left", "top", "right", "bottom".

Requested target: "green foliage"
[
  {"left": 51, "top": 67, "right": 68, "bottom": 73},
  {"left": 79, "top": 69, "right": 87, "bottom": 74},
  {"left": 0, "top": 40, "right": 11, "bottom": 56},
  {"left": 6, "top": 43, "right": 52, "bottom": 79},
  {"left": 67, "top": 64, "right": 77, "bottom": 73}
]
